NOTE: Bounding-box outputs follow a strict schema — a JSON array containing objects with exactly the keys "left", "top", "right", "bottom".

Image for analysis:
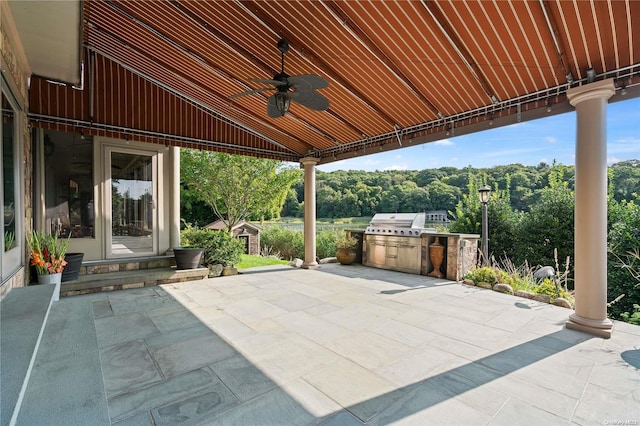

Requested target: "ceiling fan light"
[{"left": 275, "top": 93, "right": 291, "bottom": 115}]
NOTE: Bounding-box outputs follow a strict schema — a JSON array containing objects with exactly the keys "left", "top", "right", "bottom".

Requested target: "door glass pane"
[
  {"left": 44, "top": 130, "right": 94, "bottom": 238},
  {"left": 111, "top": 152, "right": 153, "bottom": 255},
  {"left": 2, "top": 93, "right": 16, "bottom": 252}
]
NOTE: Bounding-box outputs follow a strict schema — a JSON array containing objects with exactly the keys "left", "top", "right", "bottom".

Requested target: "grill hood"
[{"left": 369, "top": 213, "right": 426, "bottom": 229}]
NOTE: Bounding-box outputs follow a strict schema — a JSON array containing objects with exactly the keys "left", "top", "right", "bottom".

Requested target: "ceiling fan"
[{"left": 230, "top": 38, "right": 329, "bottom": 118}]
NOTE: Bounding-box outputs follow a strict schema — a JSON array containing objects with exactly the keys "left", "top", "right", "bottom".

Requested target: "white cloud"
[
  {"left": 384, "top": 163, "right": 408, "bottom": 171},
  {"left": 614, "top": 136, "right": 640, "bottom": 143},
  {"left": 363, "top": 158, "right": 381, "bottom": 166},
  {"left": 545, "top": 136, "right": 558, "bottom": 144},
  {"left": 482, "top": 148, "right": 542, "bottom": 158},
  {"left": 608, "top": 136, "right": 640, "bottom": 154},
  {"left": 434, "top": 139, "right": 454, "bottom": 146},
  {"left": 607, "top": 156, "right": 622, "bottom": 164}
]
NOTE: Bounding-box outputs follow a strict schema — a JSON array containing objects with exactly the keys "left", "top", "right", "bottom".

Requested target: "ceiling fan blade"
[
  {"left": 249, "top": 78, "right": 287, "bottom": 86},
  {"left": 229, "top": 87, "right": 273, "bottom": 99},
  {"left": 290, "top": 90, "right": 330, "bottom": 111},
  {"left": 288, "top": 74, "right": 329, "bottom": 90},
  {"left": 267, "top": 94, "right": 286, "bottom": 118}
]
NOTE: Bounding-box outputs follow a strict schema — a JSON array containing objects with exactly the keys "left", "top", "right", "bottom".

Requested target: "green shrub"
[
  {"left": 608, "top": 199, "right": 640, "bottom": 321},
  {"left": 316, "top": 228, "right": 340, "bottom": 259},
  {"left": 516, "top": 184, "right": 575, "bottom": 269},
  {"left": 464, "top": 266, "right": 497, "bottom": 284},
  {"left": 533, "top": 278, "right": 572, "bottom": 301},
  {"left": 493, "top": 269, "right": 509, "bottom": 284},
  {"left": 180, "top": 227, "right": 244, "bottom": 267},
  {"left": 620, "top": 304, "right": 640, "bottom": 325},
  {"left": 260, "top": 226, "right": 304, "bottom": 260}
]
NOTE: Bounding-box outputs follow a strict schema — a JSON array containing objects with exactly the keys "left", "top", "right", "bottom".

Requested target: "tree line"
[{"left": 280, "top": 160, "right": 640, "bottom": 219}]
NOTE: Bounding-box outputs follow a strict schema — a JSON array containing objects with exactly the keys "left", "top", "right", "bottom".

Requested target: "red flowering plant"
[{"left": 27, "top": 231, "right": 71, "bottom": 275}]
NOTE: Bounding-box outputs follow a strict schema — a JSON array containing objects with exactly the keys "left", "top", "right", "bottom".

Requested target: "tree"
[
  {"left": 449, "top": 172, "right": 482, "bottom": 234},
  {"left": 608, "top": 198, "right": 640, "bottom": 320},
  {"left": 515, "top": 166, "right": 575, "bottom": 269},
  {"left": 281, "top": 188, "right": 302, "bottom": 217},
  {"left": 181, "top": 149, "right": 300, "bottom": 232},
  {"left": 316, "top": 185, "right": 338, "bottom": 218},
  {"left": 425, "top": 179, "right": 461, "bottom": 213}
]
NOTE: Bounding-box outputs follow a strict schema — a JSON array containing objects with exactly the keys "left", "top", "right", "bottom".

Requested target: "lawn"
[{"left": 237, "top": 254, "right": 289, "bottom": 269}]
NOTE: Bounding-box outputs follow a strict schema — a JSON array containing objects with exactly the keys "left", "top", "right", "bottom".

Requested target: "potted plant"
[
  {"left": 335, "top": 233, "right": 358, "bottom": 265},
  {"left": 173, "top": 247, "right": 205, "bottom": 270},
  {"left": 180, "top": 226, "right": 244, "bottom": 276},
  {"left": 62, "top": 253, "right": 85, "bottom": 282},
  {"left": 27, "top": 231, "right": 71, "bottom": 301},
  {"left": 174, "top": 223, "right": 205, "bottom": 270}
]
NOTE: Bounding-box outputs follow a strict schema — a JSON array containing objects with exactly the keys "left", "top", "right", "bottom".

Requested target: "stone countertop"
[{"left": 421, "top": 232, "right": 480, "bottom": 239}]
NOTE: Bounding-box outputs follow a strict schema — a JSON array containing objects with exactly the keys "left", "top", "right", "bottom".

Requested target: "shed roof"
[{"left": 205, "top": 220, "right": 261, "bottom": 233}]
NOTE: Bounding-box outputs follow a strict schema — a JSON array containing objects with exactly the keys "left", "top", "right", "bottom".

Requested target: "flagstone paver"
[{"left": 14, "top": 263, "right": 640, "bottom": 425}]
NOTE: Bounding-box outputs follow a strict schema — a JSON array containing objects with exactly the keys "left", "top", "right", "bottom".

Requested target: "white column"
[
  {"left": 300, "top": 157, "right": 319, "bottom": 269},
  {"left": 566, "top": 79, "right": 615, "bottom": 338},
  {"left": 169, "top": 146, "right": 181, "bottom": 250}
]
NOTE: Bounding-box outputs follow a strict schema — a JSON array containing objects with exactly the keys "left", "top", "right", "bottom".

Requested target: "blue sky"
[{"left": 317, "top": 97, "right": 640, "bottom": 172}]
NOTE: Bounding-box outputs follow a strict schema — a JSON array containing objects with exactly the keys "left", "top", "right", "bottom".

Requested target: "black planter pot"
[
  {"left": 62, "top": 253, "right": 84, "bottom": 282},
  {"left": 174, "top": 247, "right": 204, "bottom": 270}
]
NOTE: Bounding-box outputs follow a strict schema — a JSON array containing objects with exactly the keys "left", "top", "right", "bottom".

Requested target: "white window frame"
[{"left": 1, "top": 80, "right": 25, "bottom": 280}]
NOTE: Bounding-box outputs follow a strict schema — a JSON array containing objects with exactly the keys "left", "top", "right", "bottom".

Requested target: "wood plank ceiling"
[{"left": 34, "top": 1, "right": 640, "bottom": 163}]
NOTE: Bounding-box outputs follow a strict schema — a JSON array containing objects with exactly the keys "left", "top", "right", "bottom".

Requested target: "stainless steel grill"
[
  {"left": 363, "top": 213, "right": 436, "bottom": 274},
  {"left": 365, "top": 213, "right": 433, "bottom": 236}
]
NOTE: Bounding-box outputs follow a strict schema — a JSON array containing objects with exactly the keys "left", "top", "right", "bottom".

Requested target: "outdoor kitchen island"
[{"left": 356, "top": 213, "right": 479, "bottom": 281}]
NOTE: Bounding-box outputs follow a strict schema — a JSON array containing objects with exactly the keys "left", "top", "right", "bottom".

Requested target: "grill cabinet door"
[{"left": 397, "top": 242, "right": 421, "bottom": 274}]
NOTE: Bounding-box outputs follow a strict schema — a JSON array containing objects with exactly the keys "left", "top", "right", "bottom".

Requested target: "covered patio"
[
  {"left": 2, "top": 2, "right": 639, "bottom": 424},
  {"left": 3, "top": 0, "right": 638, "bottom": 338},
  {"left": 10, "top": 265, "right": 640, "bottom": 425}
]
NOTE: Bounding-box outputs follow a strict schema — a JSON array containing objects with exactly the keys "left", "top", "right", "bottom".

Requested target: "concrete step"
[
  {"left": 1, "top": 285, "right": 55, "bottom": 426},
  {"left": 16, "top": 295, "right": 111, "bottom": 425},
  {"left": 79, "top": 255, "right": 176, "bottom": 276},
  {"left": 61, "top": 267, "right": 209, "bottom": 297}
]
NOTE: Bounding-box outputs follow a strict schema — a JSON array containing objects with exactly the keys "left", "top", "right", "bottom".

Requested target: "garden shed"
[{"left": 205, "top": 220, "right": 261, "bottom": 256}]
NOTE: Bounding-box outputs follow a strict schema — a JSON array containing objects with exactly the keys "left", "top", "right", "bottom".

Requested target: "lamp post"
[{"left": 478, "top": 185, "right": 491, "bottom": 266}]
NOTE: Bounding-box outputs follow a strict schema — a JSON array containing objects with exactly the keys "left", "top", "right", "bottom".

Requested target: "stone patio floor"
[{"left": 17, "top": 264, "right": 640, "bottom": 425}]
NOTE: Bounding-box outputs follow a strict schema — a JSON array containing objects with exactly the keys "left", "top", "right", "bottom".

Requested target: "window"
[
  {"left": 1, "top": 86, "right": 23, "bottom": 278},
  {"left": 43, "top": 130, "right": 94, "bottom": 238},
  {"left": 2, "top": 93, "right": 16, "bottom": 251}
]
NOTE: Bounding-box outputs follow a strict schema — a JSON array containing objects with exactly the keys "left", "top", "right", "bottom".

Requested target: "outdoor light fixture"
[
  {"left": 586, "top": 68, "right": 596, "bottom": 83},
  {"left": 478, "top": 185, "right": 491, "bottom": 265},
  {"left": 274, "top": 92, "right": 291, "bottom": 115},
  {"left": 445, "top": 122, "right": 454, "bottom": 137},
  {"left": 566, "top": 72, "right": 574, "bottom": 85},
  {"left": 478, "top": 185, "right": 491, "bottom": 204},
  {"left": 621, "top": 85, "right": 627, "bottom": 96}
]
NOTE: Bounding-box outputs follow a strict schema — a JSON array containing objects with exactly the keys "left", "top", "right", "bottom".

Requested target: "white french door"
[{"left": 105, "top": 147, "right": 158, "bottom": 258}]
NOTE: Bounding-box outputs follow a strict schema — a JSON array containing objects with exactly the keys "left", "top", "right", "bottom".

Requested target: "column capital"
[
  {"left": 567, "top": 79, "right": 615, "bottom": 106},
  {"left": 300, "top": 156, "right": 320, "bottom": 167}
]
